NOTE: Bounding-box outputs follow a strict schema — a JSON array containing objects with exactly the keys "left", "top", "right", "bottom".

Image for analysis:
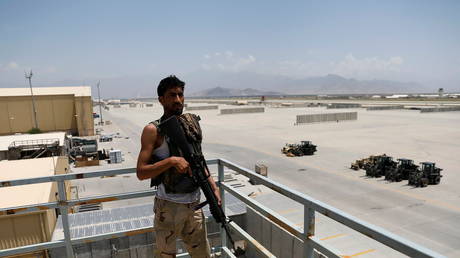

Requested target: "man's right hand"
[{"left": 171, "top": 156, "right": 191, "bottom": 175}]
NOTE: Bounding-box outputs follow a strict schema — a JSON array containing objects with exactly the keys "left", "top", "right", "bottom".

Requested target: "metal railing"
[
  {"left": 9, "top": 138, "right": 60, "bottom": 148},
  {"left": 0, "top": 159, "right": 444, "bottom": 258}
]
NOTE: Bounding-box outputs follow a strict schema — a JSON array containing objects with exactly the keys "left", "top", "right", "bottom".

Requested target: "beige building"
[
  {"left": 0, "top": 156, "right": 70, "bottom": 257},
  {"left": 0, "top": 87, "right": 94, "bottom": 136}
]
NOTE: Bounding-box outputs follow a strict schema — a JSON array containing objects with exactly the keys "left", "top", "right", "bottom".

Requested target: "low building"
[
  {"left": 0, "top": 156, "right": 70, "bottom": 257},
  {"left": 0, "top": 86, "right": 94, "bottom": 136}
]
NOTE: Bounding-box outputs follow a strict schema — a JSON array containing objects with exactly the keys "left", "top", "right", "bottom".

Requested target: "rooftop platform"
[{"left": 0, "top": 132, "right": 66, "bottom": 151}]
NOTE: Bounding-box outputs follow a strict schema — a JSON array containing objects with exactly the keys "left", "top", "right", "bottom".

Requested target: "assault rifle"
[{"left": 159, "top": 115, "right": 244, "bottom": 256}]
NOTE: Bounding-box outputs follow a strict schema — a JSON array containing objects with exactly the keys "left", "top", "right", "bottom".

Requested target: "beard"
[{"left": 171, "top": 106, "right": 183, "bottom": 116}]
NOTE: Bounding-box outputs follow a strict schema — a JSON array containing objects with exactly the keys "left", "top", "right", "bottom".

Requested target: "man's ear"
[{"left": 158, "top": 96, "right": 164, "bottom": 105}]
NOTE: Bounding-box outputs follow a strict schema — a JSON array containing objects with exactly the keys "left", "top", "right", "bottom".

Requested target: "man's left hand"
[{"left": 213, "top": 187, "right": 222, "bottom": 206}]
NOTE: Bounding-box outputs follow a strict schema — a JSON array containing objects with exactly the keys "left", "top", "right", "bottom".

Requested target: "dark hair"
[{"left": 157, "top": 75, "right": 185, "bottom": 97}]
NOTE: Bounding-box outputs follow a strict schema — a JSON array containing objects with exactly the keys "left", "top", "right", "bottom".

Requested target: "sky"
[{"left": 1, "top": 0, "right": 459, "bottom": 97}]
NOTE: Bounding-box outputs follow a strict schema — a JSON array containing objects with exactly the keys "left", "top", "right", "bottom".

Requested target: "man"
[{"left": 137, "top": 75, "right": 221, "bottom": 258}]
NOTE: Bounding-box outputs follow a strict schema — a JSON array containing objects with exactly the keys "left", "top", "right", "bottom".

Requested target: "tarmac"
[{"left": 77, "top": 100, "right": 459, "bottom": 257}]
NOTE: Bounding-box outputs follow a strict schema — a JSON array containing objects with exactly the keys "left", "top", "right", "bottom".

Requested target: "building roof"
[
  {"left": 0, "top": 157, "right": 58, "bottom": 208},
  {"left": 0, "top": 86, "right": 91, "bottom": 97},
  {"left": 0, "top": 132, "right": 66, "bottom": 151}
]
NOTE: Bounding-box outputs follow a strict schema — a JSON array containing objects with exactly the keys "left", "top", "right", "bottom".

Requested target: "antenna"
[
  {"left": 97, "top": 81, "right": 104, "bottom": 125},
  {"left": 25, "top": 70, "right": 39, "bottom": 129}
]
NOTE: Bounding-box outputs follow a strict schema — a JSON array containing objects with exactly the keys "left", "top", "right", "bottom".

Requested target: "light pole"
[
  {"left": 97, "top": 81, "right": 103, "bottom": 125},
  {"left": 25, "top": 70, "right": 39, "bottom": 129}
]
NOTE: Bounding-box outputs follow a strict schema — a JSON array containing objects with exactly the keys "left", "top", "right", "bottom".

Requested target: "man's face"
[{"left": 159, "top": 87, "right": 184, "bottom": 116}]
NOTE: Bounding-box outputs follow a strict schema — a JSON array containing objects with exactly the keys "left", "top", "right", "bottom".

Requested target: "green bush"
[{"left": 27, "top": 127, "right": 42, "bottom": 134}]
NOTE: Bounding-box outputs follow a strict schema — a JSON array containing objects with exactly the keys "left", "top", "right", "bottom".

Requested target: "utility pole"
[
  {"left": 25, "top": 70, "right": 39, "bottom": 129},
  {"left": 97, "top": 81, "right": 104, "bottom": 125}
]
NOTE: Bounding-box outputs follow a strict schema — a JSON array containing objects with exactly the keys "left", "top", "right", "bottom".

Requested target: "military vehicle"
[
  {"left": 350, "top": 158, "right": 366, "bottom": 170},
  {"left": 361, "top": 155, "right": 383, "bottom": 171},
  {"left": 350, "top": 155, "right": 381, "bottom": 170},
  {"left": 282, "top": 141, "right": 317, "bottom": 157},
  {"left": 365, "top": 155, "right": 397, "bottom": 178},
  {"left": 408, "top": 169, "right": 428, "bottom": 187},
  {"left": 409, "top": 162, "right": 443, "bottom": 187},
  {"left": 385, "top": 158, "right": 419, "bottom": 182}
]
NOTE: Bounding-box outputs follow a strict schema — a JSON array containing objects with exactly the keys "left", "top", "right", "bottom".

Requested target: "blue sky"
[{"left": 1, "top": 0, "right": 459, "bottom": 96}]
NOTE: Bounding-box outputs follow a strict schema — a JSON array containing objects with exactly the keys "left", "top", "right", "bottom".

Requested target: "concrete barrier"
[
  {"left": 221, "top": 107, "right": 265, "bottom": 115},
  {"left": 327, "top": 103, "right": 361, "bottom": 109},
  {"left": 296, "top": 112, "right": 357, "bottom": 124},
  {"left": 366, "top": 105, "right": 405, "bottom": 111},
  {"left": 420, "top": 106, "right": 460, "bottom": 113},
  {"left": 185, "top": 105, "right": 218, "bottom": 111}
]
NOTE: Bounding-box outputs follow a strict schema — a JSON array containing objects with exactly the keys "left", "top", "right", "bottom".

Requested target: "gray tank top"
[{"left": 153, "top": 138, "right": 200, "bottom": 204}]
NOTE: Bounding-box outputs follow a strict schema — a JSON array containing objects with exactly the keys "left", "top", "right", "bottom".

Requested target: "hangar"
[{"left": 0, "top": 87, "right": 94, "bottom": 136}]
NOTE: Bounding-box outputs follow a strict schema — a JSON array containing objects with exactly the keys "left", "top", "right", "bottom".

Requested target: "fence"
[
  {"left": 0, "top": 159, "right": 443, "bottom": 258},
  {"left": 296, "top": 112, "right": 357, "bottom": 125},
  {"left": 220, "top": 107, "right": 265, "bottom": 115}
]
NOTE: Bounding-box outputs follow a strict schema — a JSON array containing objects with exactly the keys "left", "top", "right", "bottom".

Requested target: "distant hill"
[
  {"left": 187, "top": 73, "right": 430, "bottom": 96},
  {"left": 190, "top": 87, "right": 282, "bottom": 97},
  {"left": 284, "top": 74, "right": 426, "bottom": 94}
]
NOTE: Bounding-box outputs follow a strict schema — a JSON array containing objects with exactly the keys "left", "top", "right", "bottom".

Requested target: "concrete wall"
[
  {"left": 420, "top": 106, "right": 460, "bottom": 113},
  {"left": 0, "top": 95, "right": 93, "bottom": 136},
  {"left": 185, "top": 105, "right": 218, "bottom": 111},
  {"left": 245, "top": 207, "right": 303, "bottom": 258},
  {"left": 366, "top": 105, "right": 405, "bottom": 111},
  {"left": 220, "top": 107, "right": 264, "bottom": 115},
  {"left": 245, "top": 207, "right": 328, "bottom": 258},
  {"left": 327, "top": 103, "right": 361, "bottom": 109},
  {"left": 296, "top": 112, "right": 357, "bottom": 124}
]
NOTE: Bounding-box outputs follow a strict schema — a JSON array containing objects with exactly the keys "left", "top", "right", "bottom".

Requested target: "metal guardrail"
[
  {"left": 0, "top": 159, "right": 444, "bottom": 258},
  {"left": 9, "top": 138, "right": 60, "bottom": 148}
]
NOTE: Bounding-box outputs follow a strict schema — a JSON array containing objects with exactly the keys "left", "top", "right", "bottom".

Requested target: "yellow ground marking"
[
  {"left": 320, "top": 233, "right": 346, "bottom": 241},
  {"left": 210, "top": 141, "right": 460, "bottom": 213},
  {"left": 341, "top": 249, "right": 376, "bottom": 257}
]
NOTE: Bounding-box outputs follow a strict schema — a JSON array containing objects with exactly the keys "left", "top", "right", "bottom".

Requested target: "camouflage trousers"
[{"left": 153, "top": 197, "right": 211, "bottom": 258}]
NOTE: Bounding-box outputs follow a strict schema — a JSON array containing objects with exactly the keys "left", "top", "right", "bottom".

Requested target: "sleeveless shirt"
[{"left": 152, "top": 136, "right": 200, "bottom": 204}]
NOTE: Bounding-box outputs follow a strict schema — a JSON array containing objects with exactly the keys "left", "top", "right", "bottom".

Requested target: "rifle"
[{"left": 158, "top": 115, "right": 244, "bottom": 256}]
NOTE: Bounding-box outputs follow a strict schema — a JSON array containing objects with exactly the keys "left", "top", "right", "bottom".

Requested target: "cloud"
[
  {"left": 7, "top": 62, "right": 19, "bottom": 69},
  {"left": 202, "top": 51, "right": 257, "bottom": 72},
  {"left": 201, "top": 51, "right": 405, "bottom": 80},
  {"left": 331, "top": 54, "right": 404, "bottom": 78},
  {"left": 273, "top": 54, "right": 405, "bottom": 79},
  {"left": 0, "top": 61, "right": 20, "bottom": 71}
]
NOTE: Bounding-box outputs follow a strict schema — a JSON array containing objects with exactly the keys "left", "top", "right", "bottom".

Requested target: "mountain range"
[
  {"left": 188, "top": 73, "right": 430, "bottom": 97},
  {"left": 1, "top": 71, "right": 438, "bottom": 98}
]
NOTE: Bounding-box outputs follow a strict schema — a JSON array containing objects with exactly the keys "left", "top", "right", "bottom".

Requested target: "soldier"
[{"left": 137, "top": 75, "right": 221, "bottom": 258}]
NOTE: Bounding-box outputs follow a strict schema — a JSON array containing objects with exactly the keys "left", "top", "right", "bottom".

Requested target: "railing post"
[
  {"left": 218, "top": 159, "right": 227, "bottom": 257},
  {"left": 57, "top": 180, "right": 74, "bottom": 258},
  {"left": 303, "top": 204, "right": 315, "bottom": 258}
]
